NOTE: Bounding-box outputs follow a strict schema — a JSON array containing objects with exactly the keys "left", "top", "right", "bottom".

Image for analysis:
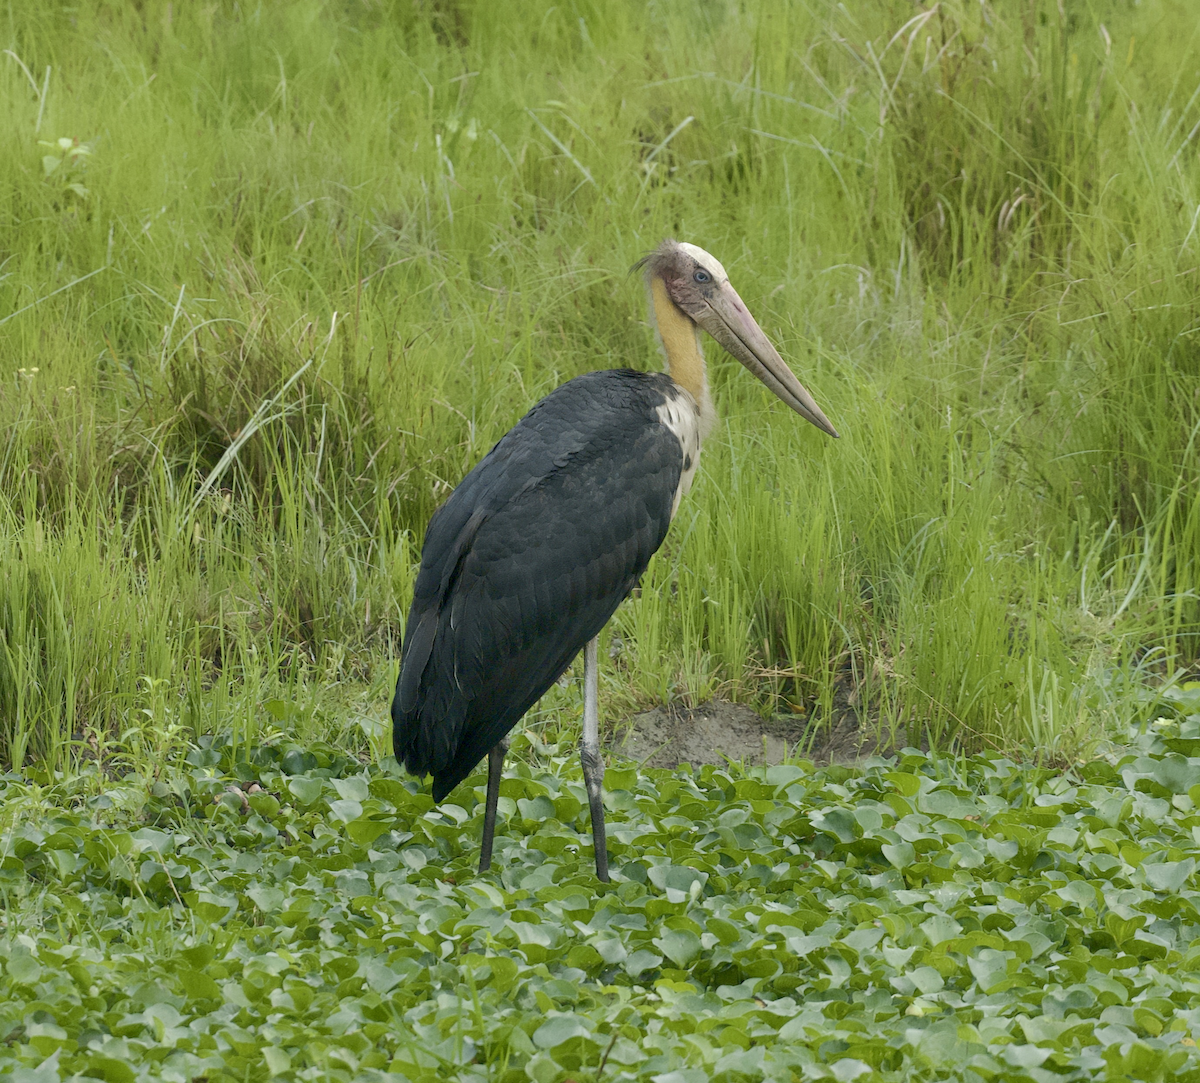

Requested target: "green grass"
[{"left": 1, "top": 0, "right": 1199, "bottom": 771}]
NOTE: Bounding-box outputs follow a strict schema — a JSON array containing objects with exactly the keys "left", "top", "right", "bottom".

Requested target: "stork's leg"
[
  {"left": 580, "top": 636, "right": 610, "bottom": 882},
  {"left": 479, "top": 736, "right": 510, "bottom": 873}
]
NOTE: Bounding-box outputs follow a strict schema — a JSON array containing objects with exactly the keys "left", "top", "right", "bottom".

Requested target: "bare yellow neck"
[{"left": 650, "top": 276, "right": 708, "bottom": 405}]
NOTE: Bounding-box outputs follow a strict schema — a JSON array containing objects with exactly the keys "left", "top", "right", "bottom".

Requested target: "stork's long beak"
[{"left": 697, "top": 284, "right": 839, "bottom": 438}]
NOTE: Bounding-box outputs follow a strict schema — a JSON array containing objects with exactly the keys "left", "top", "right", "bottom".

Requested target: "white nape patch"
[
  {"left": 656, "top": 386, "right": 705, "bottom": 520},
  {"left": 677, "top": 242, "right": 728, "bottom": 283}
]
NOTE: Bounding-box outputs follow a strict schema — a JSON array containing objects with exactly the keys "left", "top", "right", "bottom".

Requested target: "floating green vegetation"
[{"left": 3, "top": 683, "right": 1200, "bottom": 1081}]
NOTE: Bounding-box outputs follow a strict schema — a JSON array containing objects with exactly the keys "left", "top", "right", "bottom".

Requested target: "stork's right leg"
[
  {"left": 479, "top": 736, "right": 510, "bottom": 873},
  {"left": 580, "top": 636, "right": 610, "bottom": 882}
]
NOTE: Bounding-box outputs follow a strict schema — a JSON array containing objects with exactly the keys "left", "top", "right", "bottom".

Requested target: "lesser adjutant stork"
[{"left": 392, "top": 240, "right": 838, "bottom": 881}]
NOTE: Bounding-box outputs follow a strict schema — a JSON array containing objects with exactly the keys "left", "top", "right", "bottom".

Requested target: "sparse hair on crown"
[{"left": 632, "top": 239, "right": 727, "bottom": 284}]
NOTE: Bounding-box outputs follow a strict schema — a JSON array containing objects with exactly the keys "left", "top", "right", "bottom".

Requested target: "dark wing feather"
[{"left": 392, "top": 370, "right": 682, "bottom": 800}]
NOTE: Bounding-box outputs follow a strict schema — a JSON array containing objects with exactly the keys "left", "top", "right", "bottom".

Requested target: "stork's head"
[{"left": 639, "top": 240, "right": 838, "bottom": 438}]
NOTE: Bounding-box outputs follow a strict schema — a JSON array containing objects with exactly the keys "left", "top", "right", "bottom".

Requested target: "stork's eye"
[{"left": 693, "top": 269, "right": 711, "bottom": 284}]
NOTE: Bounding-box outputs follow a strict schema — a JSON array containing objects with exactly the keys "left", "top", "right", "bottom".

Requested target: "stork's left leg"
[
  {"left": 479, "top": 736, "right": 510, "bottom": 874},
  {"left": 580, "top": 636, "right": 610, "bottom": 882}
]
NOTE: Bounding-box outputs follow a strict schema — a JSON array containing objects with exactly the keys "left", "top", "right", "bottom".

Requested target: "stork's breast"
[{"left": 655, "top": 390, "right": 703, "bottom": 520}]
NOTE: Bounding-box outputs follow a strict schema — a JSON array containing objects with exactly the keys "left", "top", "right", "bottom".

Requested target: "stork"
[{"left": 392, "top": 240, "right": 838, "bottom": 881}]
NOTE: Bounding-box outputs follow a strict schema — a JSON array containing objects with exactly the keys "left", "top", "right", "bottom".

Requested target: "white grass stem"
[
  {"left": 526, "top": 109, "right": 595, "bottom": 187},
  {"left": 0, "top": 267, "right": 107, "bottom": 330},
  {"left": 185, "top": 312, "right": 338, "bottom": 523}
]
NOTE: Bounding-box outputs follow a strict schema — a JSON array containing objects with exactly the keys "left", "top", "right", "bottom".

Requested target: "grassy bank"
[{"left": 1, "top": 0, "right": 1199, "bottom": 770}]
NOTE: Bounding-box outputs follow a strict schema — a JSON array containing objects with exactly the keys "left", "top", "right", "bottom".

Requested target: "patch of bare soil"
[{"left": 608, "top": 700, "right": 901, "bottom": 769}]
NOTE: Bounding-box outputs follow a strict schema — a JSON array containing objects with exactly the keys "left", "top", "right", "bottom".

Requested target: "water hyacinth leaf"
[
  {"left": 518, "top": 795, "right": 557, "bottom": 821},
  {"left": 605, "top": 767, "right": 637, "bottom": 791},
  {"left": 262, "top": 1046, "right": 291, "bottom": 1075},
  {"left": 649, "top": 1070, "right": 707, "bottom": 1083},
  {"left": 6, "top": 955, "right": 42, "bottom": 984},
  {"left": 532, "top": 1014, "right": 590, "bottom": 1049},
  {"left": 1148, "top": 756, "right": 1200, "bottom": 793},
  {"left": 921, "top": 915, "right": 962, "bottom": 946},
  {"left": 712, "top": 1048, "right": 767, "bottom": 1075},
  {"left": 1162, "top": 683, "right": 1200, "bottom": 712},
  {"left": 1105, "top": 911, "right": 1146, "bottom": 946},
  {"left": 1096, "top": 795, "right": 1134, "bottom": 826},
  {"left": 46, "top": 849, "right": 80, "bottom": 876},
  {"left": 921, "top": 789, "right": 979, "bottom": 818},
  {"left": 246, "top": 883, "right": 285, "bottom": 912},
  {"left": 180, "top": 944, "right": 214, "bottom": 969},
  {"left": 987, "top": 838, "right": 1019, "bottom": 861},
  {"left": 765, "top": 764, "right": 806, "bottom": 790},
  {"left": 178, "top": 969, "right": 221, "bottom": 1002},
  {"left": 1018, "top": 1014, "right": 1077, "bottom": 1043},
  {"left": 1133, "top": 1007, "right": 1165, "bottom": 1036},
  {"left": 359, "top": 956, "right": 402, "bottom": 995},
  {"left": 332, "top": 776, "right": 370, "bottom": 803},
  {"left": 887, "top": 773, "right": 922, "bottom": 797},
  {"left": 82, "top": 1056, "right": 136, "bottom": 1083},
  {"left": 654, "top": 928, "right": 701, "bottom": 967},
  {"left": 625, "top": 949, "right": 662, "bottom": 977},
  {"left": 1007, "top": 926, "right": 1054, "bottom": 959},
  {"left": 1142, "top": 859, "right": 1194, "bottom": 892},
  {"left": 248, "top": 792, "right": 280, "bottom": 817},
  {"left": 399, "top": 847, "right": 427, "bottom": 870},
  {"left": 1002, "top": 1044, "right": 1053, "bottom": 1069},
  {"left": 647, "top": 864, "right": 707, "bottom": 902},
  {"left": 287, "top": 777, "right": 324, "bottom": 805},
  {"left": 828, "top": 1059, "right": 872, "bottom": 1082},
  {"left": 882, "top": 841, "right": 916, "bottom": 868},
  {"left": 486, "top": 956, "right": 519, "bottom": 994},
  {"left": 966, "top": 949, "right": 1012, "bottom": 991},
  {"left": 327, "top": 798, "right": 362, "bottom": 823},
  {"left": 814, "top": 807, "right": 858, "bottom": 842},
  {"left": 842, "top": 926, "right": 884, "bottom": 953},
  {"left": 345, "top": 816, "right": 394, "bottom": 846},
  {"left": 282, "top": 749, "right": 318, "bottom": 775},
  {"left": 1057, "top": 879, "right": 1097, "bottom": 909},
  {"left": 909, "top": 965, "right": 945, "bottom": 994},
  {"left": 188, "top": 891, "right": 237, "bottom": 923},
  {"left": 132, "top": 828, "right": 173, "bottom": 854}
]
